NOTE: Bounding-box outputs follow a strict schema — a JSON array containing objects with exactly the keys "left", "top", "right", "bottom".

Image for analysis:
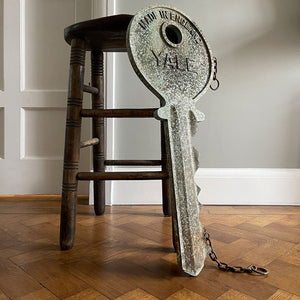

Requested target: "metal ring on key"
[{"left": 210, "top": 78, "right": 219, "bottom": 91}]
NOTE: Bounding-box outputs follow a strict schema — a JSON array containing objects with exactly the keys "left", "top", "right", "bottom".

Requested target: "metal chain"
[
  {"left": 210, "top": 57, "right": 220, "bottom": 91},
  {"left": 204, "top": 230, "right": 268, "bottom": 275}
]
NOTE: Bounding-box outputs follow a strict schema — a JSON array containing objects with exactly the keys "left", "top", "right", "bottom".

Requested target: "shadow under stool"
[{"left": 60, "top": 14, "right": 172, "bottom": 250}]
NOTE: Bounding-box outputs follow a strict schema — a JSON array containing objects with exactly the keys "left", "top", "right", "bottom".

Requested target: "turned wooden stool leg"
[
  {"left": 60, "top": 38, "right": 86, "bottom": 250},
  {"left": 161, "top": 121, "right": 172, "bottom": 217},
  {"left": 91, "top": 50, "right": 105, "bottom": 215}
]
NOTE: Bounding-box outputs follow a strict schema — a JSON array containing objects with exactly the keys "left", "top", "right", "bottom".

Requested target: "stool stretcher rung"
[
  {"left": 80, "top": 138, "right": 100, "bottom": 148},
  {"left": 83, "top": 84, "right": 99, "bottom": 94},
  {"left": 105, "top": 160, "right": 161, "bottom": 166},
  {"left": 77, "top": 171, "right": 168, "bottom": 181},
  {"left": 81, "top": 108, "right": 157, "bottom": 118}
]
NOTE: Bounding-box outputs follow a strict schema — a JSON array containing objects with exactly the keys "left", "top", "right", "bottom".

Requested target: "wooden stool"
[{"left": 60, "top": 15, "right": 172, "bottom": 250}]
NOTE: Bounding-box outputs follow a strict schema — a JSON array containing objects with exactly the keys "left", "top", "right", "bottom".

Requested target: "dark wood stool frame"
[{"left": 60, "top": 15, "right": 171, "bottom": 250}]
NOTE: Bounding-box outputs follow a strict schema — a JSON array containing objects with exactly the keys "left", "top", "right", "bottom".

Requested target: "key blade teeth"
[
  {"left": 190, "top": 108, "right": 205, "bottom": 136},
  {"left": 192, "top": 109, "right": 205, "bottom": 122}
]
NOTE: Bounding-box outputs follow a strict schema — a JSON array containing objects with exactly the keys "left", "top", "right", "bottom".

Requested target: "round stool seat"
[{"left": 64, "top": 14, "right": 133, "bottom": 52}]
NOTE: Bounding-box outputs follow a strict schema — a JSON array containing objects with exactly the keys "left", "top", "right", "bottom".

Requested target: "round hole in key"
[{"left": 165, "top": 25, "right": 182, "bottom": 45}]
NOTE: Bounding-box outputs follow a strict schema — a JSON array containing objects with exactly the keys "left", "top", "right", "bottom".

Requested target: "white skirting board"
[
  {"left": 195, "top": 168, "right": 300, "bottom": 205},
  {"left": 89, "top": 168, "right": 300, "bottom": 206}
]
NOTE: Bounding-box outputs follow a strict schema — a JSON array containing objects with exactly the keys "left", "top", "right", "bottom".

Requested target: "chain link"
[
  {"left": 210, "top": 57, "right": 220, "bottom": 91},
  {"left": 204, "top": 230, "right": 268, "bottom": 275}
]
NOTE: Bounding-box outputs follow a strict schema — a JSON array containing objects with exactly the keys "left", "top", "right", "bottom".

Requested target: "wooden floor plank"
[
  {"left": 0, "top": 258, "right": 41, "bottom": 299},
  {"left": 280, "top": 243, "right": 300, "bottom": 267},
  {"left": 166, "top": 288, "right": 208, "bottom": 300},
  {"left": 64, "top": 288, "right": 109, "bottom": 300},
  {"left": 242, "top": 238, "right": 294, "bottom": 266},
  {"left": 14, "top": 288, "right": 58, "bottom": 300},
  {"left": 0, "top": 198, "right": 299, "bottom": 299},
  {"left": 180, "top": 276, "right": 229, "bottom": 300},
  {"left": 216, "top": 289, "right": 256, "bottom": 300},
  {"left": 267, "top": 289, "right": 300, "bottom": 300},
  {"left": 115, "top": 288, "right": 159, "bottom": 300},
  {"left": 237, "top": 222, "right": 300, "bottom": 244},
  {"left": 120, "top": 222, "right": 170, "bottom": 244},
  {"left": 0, "top": 289, "right": 10, "bottom": 300},
  {"left": 64, "top": 259, "right": 137, "bottom": 299},
  {"left": 208, "top": 238, "right": 257, "bottom": 263},
  {"left": 22, "top": 260, "right": 89, "bottom": 299},
  {"left": 265, "top": 259, "right": 300, "bottom": 295}
]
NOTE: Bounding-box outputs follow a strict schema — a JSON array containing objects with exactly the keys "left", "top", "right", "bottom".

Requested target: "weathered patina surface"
[{"left": 127, "top": 5, "right": 213, "bottom": 276}]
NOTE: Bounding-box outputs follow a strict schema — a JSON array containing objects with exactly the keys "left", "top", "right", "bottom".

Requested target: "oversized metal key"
[{"left": 127, "top": 5, "right": 213, "bottom": 276}]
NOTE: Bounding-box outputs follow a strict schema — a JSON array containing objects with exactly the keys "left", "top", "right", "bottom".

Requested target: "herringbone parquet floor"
[{"left": 0, "top": 196, "right": 299, "bottom": 299}]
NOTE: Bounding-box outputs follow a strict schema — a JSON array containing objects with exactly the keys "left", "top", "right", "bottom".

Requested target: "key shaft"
[{"left": 159, "top": 104, "right": 210, "bottom": 276}]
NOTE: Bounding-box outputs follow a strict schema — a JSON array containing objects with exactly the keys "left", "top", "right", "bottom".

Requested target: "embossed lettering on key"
[{"left": 127, "top": 5, "right": 213, "bottom": 276}]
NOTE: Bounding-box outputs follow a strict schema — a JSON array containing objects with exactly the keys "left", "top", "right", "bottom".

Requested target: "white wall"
[
  {"left": 114, "top": 0, "right": 300, "bottom": 168},
  {"left": 106, "top": 0, "right": 300, "bottom": 205}
]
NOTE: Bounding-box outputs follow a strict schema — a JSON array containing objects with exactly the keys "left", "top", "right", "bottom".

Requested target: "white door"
[{"left": 0, "top": 0, "right": 99, "bottom": 195}]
